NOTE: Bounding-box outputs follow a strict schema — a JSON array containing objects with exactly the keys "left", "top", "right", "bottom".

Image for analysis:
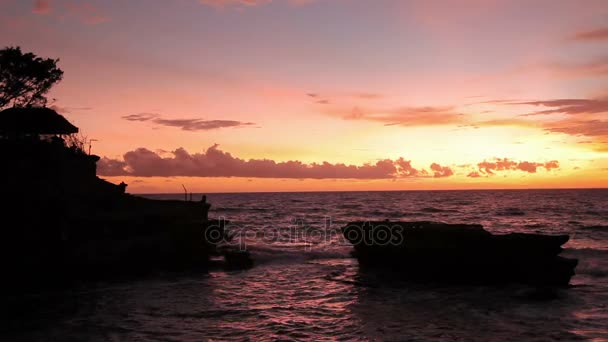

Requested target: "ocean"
[{"left": 4, "top": 189, "right": 608, "bottom": 341}]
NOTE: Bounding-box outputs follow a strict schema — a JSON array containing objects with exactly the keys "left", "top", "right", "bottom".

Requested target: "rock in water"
[
  {"left": 222, "top": 250, "right": 254, "bottom": 270},
  {"left": 342, "top": 221, "right": 578, "bottom": 286}
]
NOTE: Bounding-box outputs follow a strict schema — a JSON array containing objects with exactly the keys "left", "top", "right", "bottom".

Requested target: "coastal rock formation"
[
  {"left": 342, "top": 221, "right": 578, "bottom": 286},
  {"left": 0, "top": 107, "right": 240, "bottom": 288}
]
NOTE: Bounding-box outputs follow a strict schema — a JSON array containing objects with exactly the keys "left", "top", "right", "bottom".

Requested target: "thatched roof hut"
[{"left": 0, "top": 107, "right": 78, "bottom": 136}]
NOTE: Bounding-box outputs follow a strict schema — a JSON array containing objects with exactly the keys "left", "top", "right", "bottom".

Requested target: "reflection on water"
[
  {"left": 3, "top": 261, "right": 607, "bottom": 341},
  {"left": 2, "top": 189, "right": 608, "bottom": 340}
]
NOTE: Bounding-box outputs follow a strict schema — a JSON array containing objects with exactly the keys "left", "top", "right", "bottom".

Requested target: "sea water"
[{"left": 4, "top": 189, "right": 608, "bottom": 340}]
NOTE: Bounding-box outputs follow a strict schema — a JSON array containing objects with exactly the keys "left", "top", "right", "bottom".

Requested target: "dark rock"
[
  {"left": 222, "top": 250, "right": 254, "bottom": 270},
  {"left": 0, "top": 113, "right": 233, "bottom": 289},
  {"left": 342, "top": 221, "right": 578, "bottom": 286}
]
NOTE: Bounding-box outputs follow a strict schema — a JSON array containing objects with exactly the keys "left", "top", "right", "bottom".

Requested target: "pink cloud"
[
  {"left": 546, "top": 120, "right": 608, "bottom": 138},
  {"left": 198, "top": 0, "right": 315, "bottom": 8},
  {"left": 570, "top": 27, "right": 608, "bottom": 41},
  {"left": 319, "top": 97, "right": 547, "bottom": 129},
  {"left": 467, "top": 171, "right": 482, "bottom": 178},
  {"left": 31, "top": 1, "right": 109, "bottom": 24},
  {"left": 518, "top": 98, "right": 608, "bottom": 116},
  {"left": 491, "top": 96, "right": 608, "bottom": 150},
  {"left": 544, "top": 160, "right": 560, "bottom": 170},
  {"left": 98, "top": 145, "right": 450, "bottom": 179},
  {"left": 33, "top": 0, "right": 51, "bottom": 14},
  {"left": 517, "top": 161, "right": 541, "bottom": 173},
  {"left": 64, "top": 2, "right": 109, "bottom": 24},
  {"left": 430, "top": 163, "right": 454, "bottom": 178},
  {"left": 122, "top": 113, "right": 255, "bottom": 131},
  {"left": 199, "top": 0, "right": 270, "bottom": 8},
  {"left": 351, "top": 92, "right": 384, "bottom": 100},
  {"left": 327, "top": 105, "right": 464, "bottom": 127},
  {"left": 98, "top": 147, "right": 563, "bottom": 180},
  {"left": 476, "top": 158, "right": 560, "bottom": 175}
]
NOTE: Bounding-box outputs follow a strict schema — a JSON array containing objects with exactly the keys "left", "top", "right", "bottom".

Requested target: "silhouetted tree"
[
  {"left": 64, "top": 132, "right": 89, "bottom": 155},
  {"left": 0, "top": 46, "right": 63, "bottom": 110}
]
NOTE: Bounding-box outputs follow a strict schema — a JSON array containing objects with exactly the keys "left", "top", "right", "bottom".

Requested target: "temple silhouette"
[{"left": 0, "top": 107, "right": 249, "bottom": 290}]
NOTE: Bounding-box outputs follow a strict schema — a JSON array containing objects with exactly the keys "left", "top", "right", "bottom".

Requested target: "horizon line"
[{"left": 132, "top": 186, "right": 608, "bottom": 196}]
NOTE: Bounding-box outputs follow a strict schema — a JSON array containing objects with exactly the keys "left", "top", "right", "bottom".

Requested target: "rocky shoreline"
[{"left": 0, "top": 108, "right": 251, "bottom": 290}]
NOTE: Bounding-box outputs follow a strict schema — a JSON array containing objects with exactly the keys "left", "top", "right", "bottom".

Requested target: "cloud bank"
[
  {"left": 99, "top": 146, "right": 561, "bottom": 180},
  {"left": 98, "top": 144, "right": 452, "bottom": 179}
]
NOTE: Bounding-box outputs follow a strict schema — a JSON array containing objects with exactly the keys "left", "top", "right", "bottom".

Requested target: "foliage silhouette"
[{"left": 0, "top": 46, "right": 63, "bottom": 109}]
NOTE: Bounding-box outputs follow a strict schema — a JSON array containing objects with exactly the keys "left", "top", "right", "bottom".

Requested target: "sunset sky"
[{"left": 2, "top": 0, "right": 607, "bottom": 192}]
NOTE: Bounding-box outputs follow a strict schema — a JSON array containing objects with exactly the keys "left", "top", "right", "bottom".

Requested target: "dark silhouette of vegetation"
[
  {"left": 64, "top": 132, "right": 89, "bottom": 155},
  {"left": 0, "top": 47, "right": 248, "bottom": 291},
  {"left": 0, "top": 46, "right": 63, "bottom": 110}
]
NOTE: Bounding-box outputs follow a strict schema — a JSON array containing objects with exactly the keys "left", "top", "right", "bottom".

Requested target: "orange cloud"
[
  {"left": 467, "top": 171, "right": 482, "bottom": 178},
  {"left": 546, "top": 119, "right": 608, "bottom": 141},
  {"left": 468, "top": 118, "right": 537, "bottom": 129},
  {"left": 328, "top": 105, "right": 464, "bottom": 126},
  {"left": 351, "top": 92, "right": 384, "bottom": 100}
]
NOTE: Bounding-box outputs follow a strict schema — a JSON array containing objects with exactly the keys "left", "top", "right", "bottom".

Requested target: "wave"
[
  {"left": 244, "top": 245, "right": 351, "bottom": 265},
  {"left": 374, "top": 211, "right": 415, "bottom": 218},
  {"left": 171, "top": 308, "right": 263, "bottom": 320},
  {"left": 578, "top": 268, "right": 608, "bottom": 278},
  {"left": 450, "top": 200, "right": 474, "bottom": 206},
  {"left": 564, "top": 247, "right": 608, "bottom": 258},
  {"left": 337, "top": 204, "right": 361, "bottom": 210},
  {"left": 361, "top": 210, "right": 421, "bottom": 218},
  {"left": 562, "top": 248, "right": 608, "bottom": 278},
  {"left": 530, "top": 206, "right": 566, "bottom": 213},
  {"left": 215, "top": 207, "right": 270, "bottom": 212},
  {"left": 495, "top": 207, "right": 526, "bottom": 216},
  {"left": 563, "top": 248, "right": 608, "bottom": 278},
  {"left": 523, "top": 224, "right": 546, "bottom": 229},
  {"left": 580, "top": 225, "right": 608, "bottom": 232},
  {"left": 419, "top": 207, "right": 458, "bottom": 213}
]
